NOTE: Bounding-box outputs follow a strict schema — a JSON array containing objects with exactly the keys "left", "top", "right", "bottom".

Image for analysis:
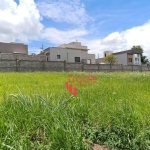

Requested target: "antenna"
[{"left": 41, "top": 44, "right": 44, "bottom": 51}]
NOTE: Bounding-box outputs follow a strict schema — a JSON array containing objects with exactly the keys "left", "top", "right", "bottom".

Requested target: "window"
[
  {"left": 57, "top": 55, "right": 61, "bottom": 59},
  {"left": 128, "top": 58, "right": 132, "bottom": 62},
  {"left": 135, "top": 58, "right": 139, "bottom": 64},
  {"left": 75, "top": 57, "right": 80, "bottom": 62}
]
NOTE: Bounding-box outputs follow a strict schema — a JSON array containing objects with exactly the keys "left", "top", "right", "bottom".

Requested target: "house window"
[
  {"left": 57, "top": 55, "right": 61, "bottom": 59},
  {"left": 75, "top": 57, "right": 80, "bottom": 62},
  {"left": 135, "top": 58, "right": 139, "bottom": 64},
  {"left": 128, "top": 58, "right": 132, "bottom": 62}
]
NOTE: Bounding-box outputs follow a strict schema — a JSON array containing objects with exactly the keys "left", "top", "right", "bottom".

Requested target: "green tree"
[
  {"left": 131, "top": 45, "right": 143, "bottom": 52},
  {"left": 102, "top": 54, "right": 118, "bottom": 65},
  {"left": 131, "top": 45, "right": 149, "bottom": 64}
]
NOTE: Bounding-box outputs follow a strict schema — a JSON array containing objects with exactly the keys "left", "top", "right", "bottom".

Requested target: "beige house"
[
  {"left": 44, "top": 41, "right": 95, "bottom": 64},
  {"left": 0, "top": 42, "right": 28, "bottom": 54},
  {"left": 96, "top": 50, "right": 142, "bottom": 65}
]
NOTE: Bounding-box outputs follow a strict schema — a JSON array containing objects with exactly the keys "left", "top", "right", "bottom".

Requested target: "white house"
[
  {"left": 96, "top": 50, "right": 142, "bottom": 65},
  {"left": 43, "top": 41, "right": 95, "bottom": 64}
]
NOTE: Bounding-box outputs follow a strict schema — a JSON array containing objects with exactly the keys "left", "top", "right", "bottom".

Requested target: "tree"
[
  {"left": 102, "top": 54, "right": 118, "bottom": 65},
  {"left": 131, "top": 45, "right": 143, "bottom": 52},
  {"left": 131, "top": 45, "right": 149, "bottom": 64}
]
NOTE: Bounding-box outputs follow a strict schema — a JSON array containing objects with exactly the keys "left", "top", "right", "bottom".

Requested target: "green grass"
[{"left": 1, "top": 72, "right": 150, "bottom": 149}]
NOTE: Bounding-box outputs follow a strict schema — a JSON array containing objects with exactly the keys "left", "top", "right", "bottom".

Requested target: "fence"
[{"left": 0, "top": 60, "right": 149, "bottom": 72}]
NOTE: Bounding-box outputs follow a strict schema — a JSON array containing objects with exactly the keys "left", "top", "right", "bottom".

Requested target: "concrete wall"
[
  {"left": 0, "top": 42, "right": 28, "bottom": 54},
  {"left": 47, "top": 47, "right": 95, "bottom": 64},
  {"left": 82, "top": 53, "right": 95, "bottom": 64},
  {"left": 114, "top": 53, "right": 127, "bottom": 65},
  {"left": 104, "top": 51, "right": 113, "bottom": 57},
  {"left": 0, "top": 53, "right": 46, "bottom": 61},
  {"left": 0, "top": 59, "right": 149, "bottom": 72},
  {"left": 95, "top": 58, "right": 103, "bottom": 64}
]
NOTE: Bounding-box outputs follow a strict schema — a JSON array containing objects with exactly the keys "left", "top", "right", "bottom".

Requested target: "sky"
[{"left": 0, "top": 0, "right": 150, "bottom": 59}]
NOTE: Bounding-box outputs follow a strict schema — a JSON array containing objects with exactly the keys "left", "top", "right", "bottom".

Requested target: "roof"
[
  {"left": 0, "top": 42, "right": 26, "bottom": 45},
  {"left": 58, "top": 41, "right": 89, "bottom": 51},
  {"left": 43, "top": 47, "right": 51, "bottom": 51},
  {"left": 44, "top": 41, "right": 89, "bottom": 52},
  {"left": 113, "top": 49, "right": 142, "bottom": 55}
]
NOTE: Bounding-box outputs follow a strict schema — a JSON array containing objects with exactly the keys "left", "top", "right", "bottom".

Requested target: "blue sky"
[{"left": 0, "top": 0, "right": 150, "bottom": 58}]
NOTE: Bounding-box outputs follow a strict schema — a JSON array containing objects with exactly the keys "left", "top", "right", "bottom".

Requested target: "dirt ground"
[{"left": 92, "top": 144, "right": 109, "bottom": 150}]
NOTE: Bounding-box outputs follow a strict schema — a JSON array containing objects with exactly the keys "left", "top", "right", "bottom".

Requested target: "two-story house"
[
  {"left": 43, "top": 41, "right": 95, "bottom": 64},
  {"left": 96, "top": 50, "right": 142, "bottom": 65}
]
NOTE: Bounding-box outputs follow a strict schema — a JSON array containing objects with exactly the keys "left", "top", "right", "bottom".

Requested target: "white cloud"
[
  {"left": 81, "top": 20, "right": 150, "bottom": 59},
  {"left": 0, "top": 0, "right": 43, "bottom": 42},
  {"left": 28, "top": 47, "right": 41, "bottom": 54},
  {"left": 42, "top": 27, "right": 88, "bottom": 44},
  {"left": 40, "top": 19, "right": 150, "bottom": 60},
  {"left": 1, "top": 0, "right": 150, "bottom": 61},
  {"left": 37, "top": 0, "right": 91, "bottom": 26}
]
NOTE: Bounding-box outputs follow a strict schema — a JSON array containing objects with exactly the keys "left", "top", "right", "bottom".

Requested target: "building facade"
[
  {"left": 113, "top": 50, "right": 142, "bottom": 65},
  {"left": 44, "top": 41, "right": 95, "bottom": 64},
  {"left": 0, "top": 42, "right": 28, "bottom": 54},
  {"left": 96, "top": 50, "right": 142, "bottom": 65}
]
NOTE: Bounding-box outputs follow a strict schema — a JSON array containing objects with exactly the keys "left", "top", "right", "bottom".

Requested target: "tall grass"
[{"left": 1, "top": 72, "right": 150, "bottom": 149}]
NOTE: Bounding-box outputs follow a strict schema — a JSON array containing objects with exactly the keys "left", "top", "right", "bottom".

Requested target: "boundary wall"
[{"left": 0, "top": 59, "right": 149, "bottom": 72}]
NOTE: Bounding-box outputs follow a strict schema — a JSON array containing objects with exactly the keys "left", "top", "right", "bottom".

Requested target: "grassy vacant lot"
[{"left": 1, "top": 72, "right": 150, "bottom": 150}]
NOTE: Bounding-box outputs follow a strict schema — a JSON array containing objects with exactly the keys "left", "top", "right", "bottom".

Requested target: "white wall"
[
  {"left": 104, "top": 51, "right": 113, "bottom": 57},
  {"left": 48, "top": 47, "right": 95, "bottom": 64},
  {"left": 115, "top": 53, "right": 127, "bottom": 65}
]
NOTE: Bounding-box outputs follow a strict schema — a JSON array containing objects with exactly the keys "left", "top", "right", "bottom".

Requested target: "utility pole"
[{"left": 41, "top": 44, "right": 44, "bottom": 51}]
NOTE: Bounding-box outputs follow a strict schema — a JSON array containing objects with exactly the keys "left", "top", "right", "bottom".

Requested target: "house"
[
  {"left": 113, "top": 49, "right": 142, "bottom": 65},
  {"left": 0, "top": 42, "right": 28, "bottom": 54},
  {"left": 96, "top": 50, "right": 142, "bottom": 65},
  {"left": 43, "top": 41, "right": 95, "bottom": 64}
]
